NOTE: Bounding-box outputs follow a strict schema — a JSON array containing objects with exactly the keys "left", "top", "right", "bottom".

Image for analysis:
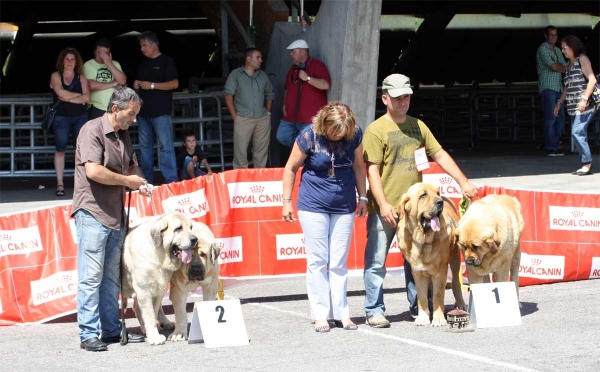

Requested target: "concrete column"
[{"left": 265, "top": 0, "right": 382, "bottom": 165}]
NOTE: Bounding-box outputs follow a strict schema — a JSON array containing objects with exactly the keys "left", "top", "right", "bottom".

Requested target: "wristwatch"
[
  {"left": 307, "top": 76, "right": 311, "bottom": 82},
  {"left": 150, "top": 82, "right": 155, "bottom": 90}
]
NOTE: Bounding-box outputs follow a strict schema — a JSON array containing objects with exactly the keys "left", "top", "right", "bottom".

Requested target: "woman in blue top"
[{"left": 282, "top": 101, "right": 367, "bottom": 333}]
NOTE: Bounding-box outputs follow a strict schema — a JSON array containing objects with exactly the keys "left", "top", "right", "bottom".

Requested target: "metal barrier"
[{"left": 0, "top": 92, "right": 232, "bottom": 177}]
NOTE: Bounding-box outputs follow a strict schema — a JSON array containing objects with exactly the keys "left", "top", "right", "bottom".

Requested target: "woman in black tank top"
[
  {"left": 553, "top": 36, "right": 598, "bottom": 176},
  {"left": 49, "top": 47, "right": 90, "bottom": 196}
]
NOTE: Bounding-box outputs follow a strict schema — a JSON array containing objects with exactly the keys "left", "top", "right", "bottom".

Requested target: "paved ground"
[{"left": 1, "top": 145, "right": 599, "bottom": 371}]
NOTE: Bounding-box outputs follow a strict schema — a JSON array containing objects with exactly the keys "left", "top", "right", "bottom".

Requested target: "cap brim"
[{"left": 387, "top": 88, "right": 413, "bottom": 97}]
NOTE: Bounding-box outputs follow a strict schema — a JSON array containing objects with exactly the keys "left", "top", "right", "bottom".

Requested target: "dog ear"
[
  {"left": 210, "top": 242, "right": 221, "bottom": 265},
  {"left": 397, "top": 193, "right": 411, "bottom": 220},
  {"left": 151, "top": 215, "right": 170, "bottom": 247},
  {"left": 486, "top": 235, "right": 500, "bottom": 255}
]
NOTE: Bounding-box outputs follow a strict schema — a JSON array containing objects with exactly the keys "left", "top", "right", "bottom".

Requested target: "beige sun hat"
[{"left": 382, "top": 74, "right": 413, "bottom": 97}]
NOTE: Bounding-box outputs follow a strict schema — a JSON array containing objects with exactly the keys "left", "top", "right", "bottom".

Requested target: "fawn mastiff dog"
[
  {"left": 157, "top": 220, "right": 221, "bottom": 341},
  {"left": 122, "top": 212, "right": 197, "bottom": 345},
  {"left": 396, "top": 182, "right": 466, "bottom": 326},
  {"left": 455, "top": 194, "right": 524, "bottom": 304}
]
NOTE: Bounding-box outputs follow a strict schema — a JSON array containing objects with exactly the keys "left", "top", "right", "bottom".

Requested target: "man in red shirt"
[{"left": 276, "top": 39, "right": 331, "bottom": 148}]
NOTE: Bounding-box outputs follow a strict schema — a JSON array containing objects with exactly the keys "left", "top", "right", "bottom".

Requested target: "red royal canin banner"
[{"left": 1, "top": 165, "right": 598, "bottom": 325}]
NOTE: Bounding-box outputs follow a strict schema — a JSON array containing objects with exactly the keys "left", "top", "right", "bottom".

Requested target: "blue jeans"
[
  {"left": 363, "top": 213, "right": 417, "bottom": 317},
  {"left": 276, "top": 120, "right": 311, "bottom": 148},
  {"left": 571, "top": 110, "right": 597, "bottom": 164},
  {"left": 540, "top": 89, "right": 565, "bottom": 152},
  {"left": 75, "top": 209, "right": 125, "bottom": 342},
  {"left": 137, "top": 115, "right": 178, "bottom": 184},
  {"left": 179, "top": 156, "right": 206, "bottom": 180},
  {"left": 54, "top": 114, "right": 88, "bottom": 152}
]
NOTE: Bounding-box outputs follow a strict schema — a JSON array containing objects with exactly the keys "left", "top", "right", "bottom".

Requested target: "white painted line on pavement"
[{"left": 244, "top": 300, "right": 542, "bottom": 372}]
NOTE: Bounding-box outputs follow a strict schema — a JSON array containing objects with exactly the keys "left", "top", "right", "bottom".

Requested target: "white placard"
[
  {"left": 188, "top": 299, "right": 249, "bottom": 348},
  {"left": 468, "top": 282, "right": 521, "bottom": 328},
  {"left": 414, "top": 147, "right": 430, "bottom": 171}
]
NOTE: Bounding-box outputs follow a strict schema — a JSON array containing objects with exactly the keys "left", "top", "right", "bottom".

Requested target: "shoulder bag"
[{"left": 41, "top": 73, "right": 79, "bottom": 133}]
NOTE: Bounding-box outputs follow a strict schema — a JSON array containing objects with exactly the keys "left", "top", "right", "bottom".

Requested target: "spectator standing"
[
  {"left": 536, "top": 25, "right": 567, "bottom": 156},
  {"left": 72, "top": 87, "right": 149, "bottom": 351},
  {"left": 555, "top": 35, "right": 598, "bottom": 176},
  {"left": 49, "top": 47, "right": 90, "bottom": 197},
  {"left": 83, "top": 38, "right": 127, "bottom": 120},
  {"left": 176, "top": 131, "right": 213, "bottom": 180},
  {"left": 133, "top": 31, "right": 179, "bottom": 184},
  {"left": 224, "top": 47, "right": 274, "bottom": 168},
  {"left": 282, "top": 102, "right": 367, "bottom": 332},
  {"left": 362, "top": 74, "right": 478, "bottom": 328},
  {"left": 276, "top": 39, "right": 331, "bottom": 148}
]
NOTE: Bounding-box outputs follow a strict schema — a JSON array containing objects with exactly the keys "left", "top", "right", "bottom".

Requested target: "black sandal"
[{"left": 56, "top": 185, "right": 65, "bottom": 197}]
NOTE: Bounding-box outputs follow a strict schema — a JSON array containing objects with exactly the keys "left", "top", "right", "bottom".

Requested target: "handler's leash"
[{"left": 119, "top": 188, "right": 133, "bottom": 346}]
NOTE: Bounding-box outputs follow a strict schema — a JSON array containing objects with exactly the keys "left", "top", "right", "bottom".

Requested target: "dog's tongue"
[
  {"left": 181, "top": 249, "right": 192, "bottom": 264},
  {"left": 430, "top": 217, "right": 441, "bottom": 232}
]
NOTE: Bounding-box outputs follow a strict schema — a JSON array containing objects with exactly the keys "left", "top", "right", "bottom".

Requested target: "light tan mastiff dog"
[
  {"left": 396, "top": 182, "right": 466, "bottom": 326},
  {"left": 455, "top": 194, "right": 524, "bottom": 305},
  {"left": 121, "top": 212, "right": 197, "bottom": 345},
  {"left": 157, "top": 220, "right": 221, "bottom": 341}
]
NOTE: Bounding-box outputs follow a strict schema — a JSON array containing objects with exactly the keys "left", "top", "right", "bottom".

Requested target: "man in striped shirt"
[{"left": 536, "top": 25, "right": 567, "bottom": 156}]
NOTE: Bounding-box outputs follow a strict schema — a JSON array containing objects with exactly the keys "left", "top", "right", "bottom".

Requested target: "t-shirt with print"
[
  {"left": 295, "top": 124, "right": 363, "bottom": 214},
  {"left": 83, "top": 59, "right": 124, "bottom": 111},
  {"left": 362, "top": 115, "right": 442, "bottom": 214}
]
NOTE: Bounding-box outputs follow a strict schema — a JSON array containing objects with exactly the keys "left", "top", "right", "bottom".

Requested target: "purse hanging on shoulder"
[{"left": 41, "top": 73, "right": 80, "bottom": 134}]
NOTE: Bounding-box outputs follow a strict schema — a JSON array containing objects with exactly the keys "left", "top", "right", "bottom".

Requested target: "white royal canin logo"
[
  {"left": 519, "top": 253, "right": 564, "bottom": 280},
  {"left": 30, "top": 270, "right": 78, "bottom": 306},
  {"left": 162, "top": 189, "right": 209, "bottom": 218},
  {"left": 422, "top": 174, "right": 462, "bottom": 198},
  {"left": 276, "top": 233, "right": 306, "bottom": 260},
  {"left": 589, "top": 257, "right": 600, "bottom": 279},
  {"left": 549, "top": 206, "right": 600, "bottom": 232},
  {"left": 0, "top": 226, "right": 43, "bottom": 258},
  {"left": 228, "top": 181, "right": 284, "bottom": 209},
  {"left": 389, "top": 235, "right": 401, "bottom": 254},
  {"left": 216, "top": 236, "right": 243, "bottom": 264}
]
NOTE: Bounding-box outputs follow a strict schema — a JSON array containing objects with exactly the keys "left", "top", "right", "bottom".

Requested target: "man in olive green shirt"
[
  {"left": 362, "top": 74, "right": 478, "bottom": 328},
  {"left": 224, "top": 47, "right": 275, "bottom": 169}
]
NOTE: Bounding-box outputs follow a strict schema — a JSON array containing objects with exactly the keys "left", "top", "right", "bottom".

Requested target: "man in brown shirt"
[{"left": 72, "top": 87, "right": 150, "bottom": 351}]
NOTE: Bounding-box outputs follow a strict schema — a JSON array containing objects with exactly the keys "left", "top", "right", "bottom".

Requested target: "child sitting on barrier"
[{"left": 176, "top": 131, "right": 213, "bottom": 180}]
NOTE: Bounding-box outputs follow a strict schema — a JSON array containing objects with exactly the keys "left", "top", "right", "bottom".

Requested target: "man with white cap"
[
  {"left": 362, "top": 73, "right": 478, "bottom": 328},
  {"left": 276, "top": 39, "right": 331, "bottom": 148}
]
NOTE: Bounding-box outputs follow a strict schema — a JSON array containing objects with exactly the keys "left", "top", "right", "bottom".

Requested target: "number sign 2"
[
  {"left": 188, "top": 299, "right": 249, "bottom": 348},
  {"left": 468, "top": 282, "right": 522, "bottom": 328}
]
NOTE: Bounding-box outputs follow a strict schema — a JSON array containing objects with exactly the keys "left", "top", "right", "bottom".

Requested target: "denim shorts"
[{"left": 54, "top": 113, "right": 88, "bottom": 152}]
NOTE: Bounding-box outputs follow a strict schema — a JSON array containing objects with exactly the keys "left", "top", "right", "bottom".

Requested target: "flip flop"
[
  {"left": 56, "top": 185, "right": 65, "bottom": 197},
  {"left": 334, "top": 320, "right": 358, "bottom": 330},
  {"left": 314, "top": 325, "right": 330, "bottom": 333}
]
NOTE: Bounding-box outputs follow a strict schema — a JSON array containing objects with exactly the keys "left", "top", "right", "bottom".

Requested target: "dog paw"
[
  {"left": 146, "top": 332, "right": 167, "bottom": 345},
  {"left": 167, "top": 332, "right": 187, "bottom": 342},
  {"left": 431, "top": 315, "right": 448, "bottom": 327},
  {"left": 414, "top": 313, "right": 431, "bottom": 326}
]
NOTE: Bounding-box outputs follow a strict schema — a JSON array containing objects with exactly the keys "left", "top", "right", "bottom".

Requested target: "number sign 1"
[
  {"left": 188, "top": 299, "right": 249, "bottom": 348},
  {"left": 468, "top": 282, "right": 522, "bottom": 328}
]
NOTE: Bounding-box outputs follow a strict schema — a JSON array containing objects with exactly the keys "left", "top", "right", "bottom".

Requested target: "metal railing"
[{"left": 0, "top": 92, "right": 233, "bottom": 177}]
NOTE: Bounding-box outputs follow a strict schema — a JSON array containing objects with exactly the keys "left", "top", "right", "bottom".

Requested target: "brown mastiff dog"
[
  {"left": 455, "top": 194, "right": 524, "bottom": 304},
  {"left": 396, "top": 182, "right": 466, "bottom": 326},
  {"left": 157, "top": 220, "right": 221, "bottom": 341}
]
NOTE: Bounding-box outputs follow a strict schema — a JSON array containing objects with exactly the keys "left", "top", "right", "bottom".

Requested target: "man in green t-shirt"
[
  {"left": 83, "top": 39, "right": 127, "bottom": 120},
  {"left": 362, "top": 74, "right": 478, "bottom": 328}
]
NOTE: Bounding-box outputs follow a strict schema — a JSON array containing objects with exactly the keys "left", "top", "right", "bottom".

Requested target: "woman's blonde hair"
[
  {"left": 56, "top": 47, "right": 84, "bottom": 74},
  {"left": 312, "top": 101, "right": 356, "bottom": 141}
]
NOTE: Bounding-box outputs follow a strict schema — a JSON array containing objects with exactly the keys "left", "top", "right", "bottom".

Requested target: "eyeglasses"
[
  {"left": 562, "top": 46, "right": 569, "bottom": 50},
  {"left": 328, "top": 156, "right": 353, "bottom": 177}
]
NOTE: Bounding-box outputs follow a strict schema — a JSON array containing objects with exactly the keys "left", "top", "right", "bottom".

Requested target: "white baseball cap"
[
  {"left": 286, "top": 39, "right": 309, "bottom": 50},
  {"left": 382, "top": 74, "right": 413, "bottom": 97}
]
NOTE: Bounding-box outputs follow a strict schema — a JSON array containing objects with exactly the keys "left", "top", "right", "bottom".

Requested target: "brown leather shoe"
[{"left": 365, "top": 313, "right": 390, "bottom": 328}]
